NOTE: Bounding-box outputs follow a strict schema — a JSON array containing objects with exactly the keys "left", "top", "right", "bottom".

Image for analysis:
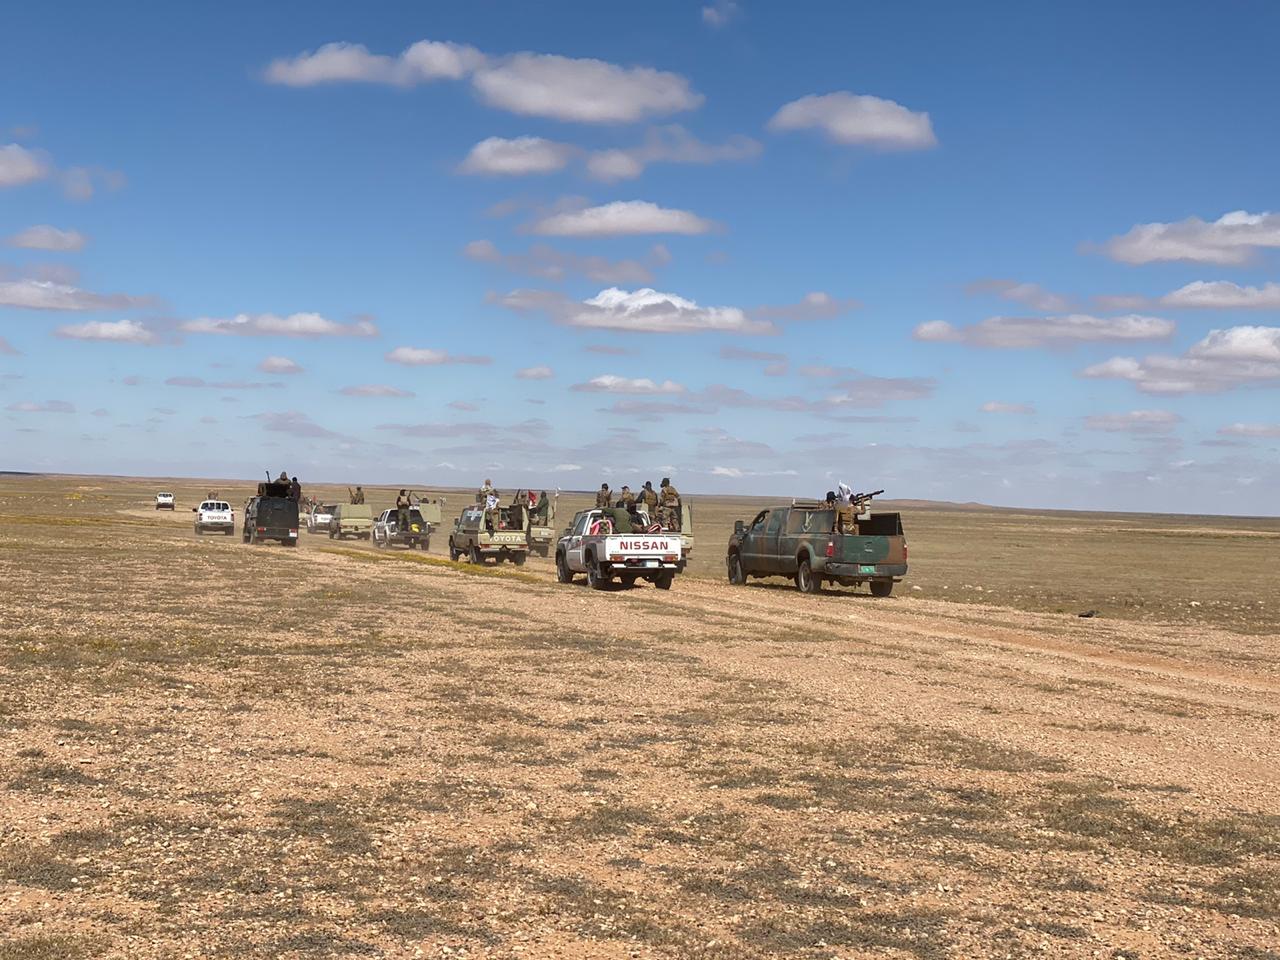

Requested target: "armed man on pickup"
[
  {"left": 658, "top": 477, "right": 681, "bottom": 531},
  {"left": 595, "top": 483, "right": 612, "bottom": 508},
  {"left": 617, "top": 485, "right": 635, "bottom": 509}
]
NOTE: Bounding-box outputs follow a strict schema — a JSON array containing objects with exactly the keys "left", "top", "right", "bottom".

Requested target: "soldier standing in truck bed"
[
  {"left": 640, "top": 481, "right": 659, "bottom": 512},
  {"left": 595, "top": 483, "right": 611, "bottom": 509},
  {"left": 658, "top": 477, "right": 681, "bottom": 531},
  {"left": 618, "top": 485, "right": 635, "bottom": 509}
]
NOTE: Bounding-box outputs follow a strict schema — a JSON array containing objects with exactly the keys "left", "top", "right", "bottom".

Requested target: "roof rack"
[{"left": 790, "top": 499, "right": 830, "bottom": 508}]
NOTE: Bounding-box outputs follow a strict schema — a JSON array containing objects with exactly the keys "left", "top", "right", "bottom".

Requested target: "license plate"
[{"left": 859, "top": 564, "right": 877, "bottom": 574}]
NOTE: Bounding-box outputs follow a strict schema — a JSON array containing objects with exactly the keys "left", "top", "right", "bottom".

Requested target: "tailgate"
[
  {"left": 834, "top": 534, "right": 905, "bottom": 568},
  {"left": 603, "top": 535, "right": 682, "bottom": 560}
]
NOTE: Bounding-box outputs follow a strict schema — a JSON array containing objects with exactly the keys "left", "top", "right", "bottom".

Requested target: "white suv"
[
  {"left": 194, "top": 500, "right": 235, "bottom": 536},
  {"left": 155, "top": 492, "right": 175, "bottom": 510}
]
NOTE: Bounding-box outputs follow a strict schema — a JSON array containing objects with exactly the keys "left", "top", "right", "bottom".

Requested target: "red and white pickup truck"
[{"left": 555, "top": 508, "right": 687, "bottom": 590}]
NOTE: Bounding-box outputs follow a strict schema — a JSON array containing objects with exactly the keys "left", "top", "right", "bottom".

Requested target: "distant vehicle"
[
  {"left": 555, "top": 508, "right": 687, "bottom": 590},
  {"left": 373, "top": 501, "right": 442, "bottom": 550},
  {"left": 193, "top": 500, "right": 234, "bottom": 536},
  {"left": 243, "top": 480, "right": 299, "bottom": 546},
  {"left": 328, "top": 503, "right": 373, "bottom": 540},
  {"left": 449, "top": 505, "right": 528, "bottom": 564},
  {"left": 511, "top": 490, "right": 557, "bottom": 557},
  {"left": 155, "top": 492, "right": 175, "bottom": 510},
  {"left": 725, "top": 496, "right": 907, "bottom": 596},
  {"left": 307, "top": 503, "right": 337, "bottom": 534}
]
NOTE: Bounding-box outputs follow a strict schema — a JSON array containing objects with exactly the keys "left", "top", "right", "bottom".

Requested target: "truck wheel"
[
  {"left": 449, "top": 541, "right": 460, "bottom": 561},
  {"left": 512, "top": 552, "right": 527, "bottom": 567},
  {"left": 224, "top": 527, "right": 233, "bottom": 536},
  {"left": 195, "top": 526, "right": 202, "bottom": 536},
  {"left": 470, "top": 545, "right": 483, "bottom": 565},
  {"left": 727, "top": 552, "right": 746, "bottom": 585},
  {"left": 555, "top": 552, "right": 573, "bottom": 584},
  {"left": 586, "top": 559, "right": 609, "bottom": 590},
  {"left": 620, "top": 574, "right": 637, "bottom": 589},
  {"left": 796, "top": 559, "right": 822, "bottom": 594},
  {"left": 870, "top": 579, "right": 894, "bottom": 598},
  {"left": 242, "top": 528, "right": 250, "bottom": 543},
  {"left": 249, "top": 528, "right": 258, "bottom": 545},
  {"left": 654, "top": 571, "right": 674, "bottom": 590}
]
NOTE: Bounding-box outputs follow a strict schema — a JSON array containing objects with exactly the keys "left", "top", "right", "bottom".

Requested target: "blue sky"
[{"left": 3, "top": 0, "right": 1279, "bottom": 513}]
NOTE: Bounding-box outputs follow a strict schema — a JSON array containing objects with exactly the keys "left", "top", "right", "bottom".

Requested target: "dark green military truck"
[{"left": 725, "top": 498, "right": 907, "bottom": 596}]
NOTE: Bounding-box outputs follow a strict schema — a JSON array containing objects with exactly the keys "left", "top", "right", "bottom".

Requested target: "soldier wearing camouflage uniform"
[
  {"left": 658, "top": 477, "right": 681, "bottom": 532},
  {"left": 618, "top": 485, "right": 635, "bottom": 509},
  {"left": 595, "top": 483, "right": 612, "bottom": 509},
  {"left": 639, "top": 481, "right": 659, "bottom": 512}
]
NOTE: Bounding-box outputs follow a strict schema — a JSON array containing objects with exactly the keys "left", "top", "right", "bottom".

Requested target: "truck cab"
[{"left": 726, "top": 501, "right": 907, "bottom": 596}]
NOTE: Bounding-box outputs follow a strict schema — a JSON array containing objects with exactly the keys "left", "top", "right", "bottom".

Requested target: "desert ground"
[{"left": 1, "top": 473, "right": 1277, "bottom": 959}]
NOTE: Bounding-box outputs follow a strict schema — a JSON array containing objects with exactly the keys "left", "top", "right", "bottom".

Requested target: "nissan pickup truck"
[
  {"left": 449, "top": 505, "right": 529, "bottom": 565},
  {"left": 555, "top": 508, "right": 687, "bottom": 590},
  {"left": 725, "top": 497, "right": 907, "bottom": 596},
  {"left": 373, "top": 500, "right": 442, "bottom": 550}
]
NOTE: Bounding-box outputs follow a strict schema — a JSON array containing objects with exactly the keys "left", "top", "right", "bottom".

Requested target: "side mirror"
[{"left": 734, "top": 519, "right": 745, "bottom": 534}]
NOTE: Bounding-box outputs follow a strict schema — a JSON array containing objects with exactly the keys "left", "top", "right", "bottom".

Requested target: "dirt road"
[{"left": 2, "top": 480, "right": 1278, "bottom": 959}]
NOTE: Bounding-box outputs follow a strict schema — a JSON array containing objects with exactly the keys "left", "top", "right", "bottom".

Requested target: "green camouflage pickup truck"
[{"left": 725, "top": 499, "right": 907, "bottom": 596}]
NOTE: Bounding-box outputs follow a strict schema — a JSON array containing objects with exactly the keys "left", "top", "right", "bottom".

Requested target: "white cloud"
[
  {"left": 464, "top": 239, "right": 665, "bottom": 284},
  {"left": 255, "top": 410, "right": 342, "bottom": 439},
  {"left": 1159, "top": 280, "right": 1280, "bottom": 310},
  {"left": 339, "top": 384, "right": 415, "bottom": 397},
  {"left": 0, "top": 144, "right": 50, "bottom": 187},
  {"left": 516, "top": 365, "right": 554, "bottom": 380},
  {"left": 166, "top": 377, "right": 282, "bottom": 390},
  {"left": 182, "top": 312, "right": 378, "bottom": 338},
  {"left": 1083, "top": 410, "right": 1182, "bottom": 433},
  {"left": 264, "top": 40, "right": 484, "bottom": 87},
  {"left": 529, "top": 200, "right": 716, "bottom": 237},
  {"left": 980, "top": 401, "right": 1035, "bottom": 415},
  {"left": 584, "top": 125, "right": 761, "bottom": 182},
  {"left": 5, "top": 225, "right": 87, "bottom": 251},
  {"left": 7, "top": 399, "right": 74, "bottom": 413},
  {"left": 385, "top": 346, "right": 491, "bottom": 366},
  {"left": 500, "top": 286, "right": 773, "bottom": 335},
  {"left": 259, "top": 355, "right": 303, "bottom": 374},
  {"left": 55, "top": 319, "right": 157, "bottom": 344},
  {"left": 1102, "top": 210, "right": 1280, "bottom": 266},
  {"left": 571, "top": 374, "right": 686, "bottom": 395},
  {"left": 914, "top": 314, "right": 1174, "bottom": 349},
  {"left": 967, "top": 279, "right": 1071, "bottom": 313},
  {"left": 702, "top": 0, "right": 740, "bottom": 27},
  {"left": 0, "top": 279, "right": 147, "bottom": 312},
  {"left": 768, "top": 92, "right": 937, "bottom": 149},
  {"left": 552, "top": 463, "right": 583, "bottom": 472},
  {"left": 459, "top": 136, "right": 576, "bottom": 176},
  {"left": 1081, "top": 326, "right": 1280, "bottom": 395},
  {"left": 1219, "top": 423, "right": 1280, "bottom": 439},
  {"left": 472, "top": 53, "right": 701, "bottom": 123}
]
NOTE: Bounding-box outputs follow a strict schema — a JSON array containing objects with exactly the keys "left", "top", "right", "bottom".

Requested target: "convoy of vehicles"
[
  {"left": 373, "top": 501, "right": 442, "bottom": 550},
  {"left": 555, "top": 508, "right": 687, "bottom": 590},
  {"left": 167, "top": 481, "right": 909, "bottom": 598},
  {"left": 328, "top": 503, "right": 373, "bottom": 540},
  {"left": 193, "top": 500, "right": 234, "bottom": 536},
  {"left": 724, "top": 496, "right": 907, "bottom": 596},
  {"left": 307, "top": 503, "right": 337, "bottom": 534},
  {"left": 449, "top": 505, "right": 529, "bottom": 565},
  {"left": 242, "top": 481, "right": 300, "bottom": 546}
]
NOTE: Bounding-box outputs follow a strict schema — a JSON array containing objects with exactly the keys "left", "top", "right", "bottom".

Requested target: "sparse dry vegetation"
[{"left": 1, "top": 474, "right": 1277, "bottom": 958}]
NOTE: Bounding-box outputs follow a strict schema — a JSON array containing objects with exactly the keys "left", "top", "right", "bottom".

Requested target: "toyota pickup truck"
[
  {"left": 449, "top": 505, "right": 529, "bottom": 565},
  {"left": 725, "top": 498, "right": 907, "bottom": 596},
  {"left": 193, "top": 499, "right": 235, "bottom": 536},
  {"left": 555, "top": 508, "right": 687, "bottom": 590}
]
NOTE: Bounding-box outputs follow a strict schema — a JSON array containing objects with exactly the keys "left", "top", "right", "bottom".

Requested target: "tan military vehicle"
[{"left": 448, "top": 504, "right": 529, "bottom": 565}]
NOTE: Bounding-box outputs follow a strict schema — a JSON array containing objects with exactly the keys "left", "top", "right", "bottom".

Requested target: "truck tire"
[
  {"left": 586, "top": 558, "right": 609, "bottom": 590},
  {"left": 470, "top": 545, "right": 483, "bottom": 565},
  {"left": 512, "top": 552, "right": 527, "bottom": 566},
  {"left": 249, "top": 527, "right": 258, "bottom": 546},
  {"left": 654, "top": 571, "right": 674, "bottom": 590},
  {"left": 727, "top": 552, "right": 746, "bottom": 585},
  {"left": 796, "top": 558, "right": 822, "bottom": 594},
  {"left": 329, "top": 526, "right": 337, "bottom": 539},
  {"left": 555, "top": 552, "right": 573, "bottom": 584},
  {"left": 620, "top": 574, "right": 637, "bottom": 589},
  {"left": 870, "top": 579, "right": 894, "bottom": 597},
  {"left": 449, "top": 541, "right": 461, "bottom": 561},
  {"left": 224, "top": 527, "right": 233, "bottom": 536},
  {"left": 195, "top": 526, "right": 202, "bottom": 536},
  {"left": 242, "top": 527, "right": 250, "bottom": 543}
]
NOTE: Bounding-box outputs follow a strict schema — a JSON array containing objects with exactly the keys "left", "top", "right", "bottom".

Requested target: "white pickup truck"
[{"left": 555, "top": 508, "right": 687, "bottom": 590}]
